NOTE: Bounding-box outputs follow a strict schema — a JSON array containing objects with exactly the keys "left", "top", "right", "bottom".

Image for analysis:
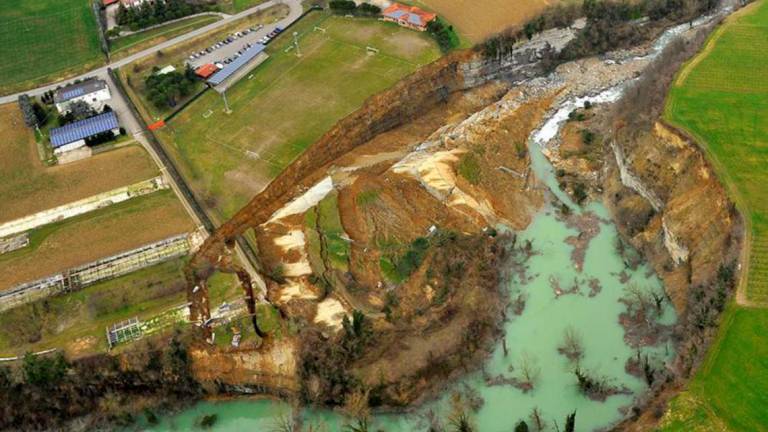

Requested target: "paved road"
[{"left": 0, "top": 0, "right": 303, "bottom": 104}]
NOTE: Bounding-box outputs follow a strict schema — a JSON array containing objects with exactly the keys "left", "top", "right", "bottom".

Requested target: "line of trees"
[
  {"left": 328, "top": 0, "right": 381, "bottom": 16},
  {"left": 481, "top": 0, "right": 721, "bottom": 61},
  {"left": 17, "top": 95, "right": 42, "bottom": 128},
  {"left": 116, "top": 0, "right": 211, "bottom": 32}
]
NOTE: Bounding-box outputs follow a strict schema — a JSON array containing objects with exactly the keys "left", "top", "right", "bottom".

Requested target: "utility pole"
[{"left": 293, "top": 31, "right": 301, "bottom": 57}]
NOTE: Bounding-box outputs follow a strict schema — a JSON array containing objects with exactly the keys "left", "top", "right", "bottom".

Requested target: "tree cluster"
[
  {"left": 298, "top": 310, "right": 374, "bottom": 406},
  {"left": 145, "top": 67, "right": 197, "bottom": 109},
  {"left": 560, "top": 0, "right": 720, "bottom": 60},
  {"left": 328, "top": 0, "right": 380, "bottom": 16},
  {"left": 17, "top": 94, "right": 40, "bottom": 128},
  {"left": 427, "top": 19, "right": 458, "bottom": 53},
  {"left": 116, "top": 0, "right": 209, "bottom": 32},
  {"left": 0, "top": 333, "right": 201, "bottom": 431}
]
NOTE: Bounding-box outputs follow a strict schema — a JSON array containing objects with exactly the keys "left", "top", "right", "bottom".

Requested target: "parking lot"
[{"left": 187, "top": 20, "right": 287, "bottom": 70}]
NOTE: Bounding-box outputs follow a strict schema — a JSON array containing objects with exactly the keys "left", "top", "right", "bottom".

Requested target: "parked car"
[{"left": 215, "top": 62, "right": 224, "bottom": 69}]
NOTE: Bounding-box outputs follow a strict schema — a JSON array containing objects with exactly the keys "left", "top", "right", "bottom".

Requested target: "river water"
[
  {"left": 132, "top": 14, "right": 739, "bottom": 431},
  {"left": 137, "top": 105, "right": 676, "bottom": 432}
]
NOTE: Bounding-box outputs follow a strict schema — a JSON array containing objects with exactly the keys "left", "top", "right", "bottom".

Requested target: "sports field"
[
  {"left": 416, "top": 0, "right": 555, "bottom": 43},
  {"left": 119, "top": 3, "right": 289, "bottom": 121},
  {"left": 660, "top": 1, "right": 768, "bottom": 429},
  {"left": 0, "top": 0, "right": 104, "bottom": 95},
  {"left": 155, "top": 12, "right": 440, "bottom": 221},
  {"left": 0, "top": 104, "right": 160, "bottom": 223},
  {"left": 0, "top": 190, "right": 195, "bottom": 290}
]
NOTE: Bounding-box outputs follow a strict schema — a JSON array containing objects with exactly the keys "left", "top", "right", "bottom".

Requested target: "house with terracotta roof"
[{"left": 382, "top": 3, "right": 437, "bottom": 31}]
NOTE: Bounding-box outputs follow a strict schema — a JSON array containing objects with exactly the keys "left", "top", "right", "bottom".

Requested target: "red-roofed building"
[
  {"left": 102, "top": 0, "right": 119, "bottom": 5},
  {"left": 195, "top": 63, "right": 219, "bottom": 79},
  {"left": 382, "top": 3, "right": 437, "bottom": 31}
]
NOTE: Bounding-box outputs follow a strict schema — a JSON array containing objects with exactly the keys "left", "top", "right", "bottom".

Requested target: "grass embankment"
[
  {"left": 0, "top": 104, "right": 158, "bottom": 223},
  {"left": 118, "top": 3, "right": 289, "bottom": 122},
  {"left": 155, "top": 12, "right": 440, "bottom": 221},
  {"left": 0, "top": 0, "right": 104, "bottom": 95},
  {"left": 660, "top": 1, "right": 768, "bottom": 429},
  {"left": 0, "top": 257, "right": 189, "bottom": 358},
  {"left": 110, "top": 15, "right": 222, "bottom": 59},
  {"left": 0, "top": 190, "right": 195, "bottom": 290}
]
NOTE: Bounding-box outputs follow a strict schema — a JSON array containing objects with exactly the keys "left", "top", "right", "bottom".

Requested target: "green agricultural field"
[
  {"left": 0, "top": 0, "right": 104, "bottom": 95},
  {"left": 0, "top": 258, "right": 189, "bottom": 358},
  {"left": 110, "top": 15, "right": 222, "bottom": 58},
  {"left": 155, "top": 12, "right": 441, "bottom": 221},
  {"left": 661, "top": 1, "right": 768, "bottom": 430},
  {"left": 665, "top": 0, "right": 768, "bottom": 303},
  {"left": 659, "top": 306, "right": 768, "bottom": 431}
]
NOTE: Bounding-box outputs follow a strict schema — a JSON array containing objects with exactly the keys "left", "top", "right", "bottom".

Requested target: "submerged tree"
[
  {"left": 564, "top": 410, "right": 576, "bottom": 432},
  {"left": 515, "top": 420, "right": 530, "bottom": 432},
  {"left": 517, "top": 352, "right": 541, "bottom": 391},
  {"left": 557, "top": 326, "right": 584, "bottom": 362},
  {"left": 529, "top": 407, "right": 546, "bottom": 431}
]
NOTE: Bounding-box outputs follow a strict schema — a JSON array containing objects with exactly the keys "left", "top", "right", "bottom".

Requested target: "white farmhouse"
[{"left": 54, "top": 79, "right": 112, "bottom": 114}]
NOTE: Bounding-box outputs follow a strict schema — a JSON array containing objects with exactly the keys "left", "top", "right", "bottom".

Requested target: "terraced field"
[{"left": 661, "top": 1, "right": 768, "bottom": 429}]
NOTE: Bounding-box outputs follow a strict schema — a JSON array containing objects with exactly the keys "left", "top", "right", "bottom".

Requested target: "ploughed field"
[
  {"left": 417, "top": 0, "right": 555, "bottom": 43},
  {"left": 0, "top": 190, "right": 195, "bottom": 290},
  {"left": 155, "top": 12, "right": 441, "bottom": 221},
  {"left": 0, "top": 103, "right": 159, "bottom": 223},
  {"left": 661, "top": 0, "right": 768, "bottom": 429},
  {"left": 0, "top": 0, "right": 104, "bottom": 95}
]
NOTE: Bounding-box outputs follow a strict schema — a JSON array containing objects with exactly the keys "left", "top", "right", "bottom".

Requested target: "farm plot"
[
  {"left": 155, "top": 13, "right": 440, "bottom": 221},
  {"left": 0, "top": 258, "right": 189, "bottom": 358},
  {"left": 665, "top": 0, "right": 768, "bottom": 303},
  {"left": 0, "top": 190, "right": 194, "bottom": 290},
  {"left": 0, "top": 104, "right": 159, "bottom": 223},
  {"left": 660, "top": 1, "right": 768, "bottom": 430},
  {"left": 416, "top": 0, "right": 555, "bottom": 43},
  {"left": 0, "top": 0, "right": 104, "bottom": 95}
]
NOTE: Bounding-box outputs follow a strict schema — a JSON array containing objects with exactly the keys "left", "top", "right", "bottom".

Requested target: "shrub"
[
  {"left": 22, "top": 352, "right": 70, "bottom": 387},
  {"left": 329, "top": 0, "right": 356, "bottom": 13},
  {"left": 427, "top": 19, "right": 458, "bottom": 53},
  {"left": 458, "top": 153, "right": 482, "bottom": 185}
]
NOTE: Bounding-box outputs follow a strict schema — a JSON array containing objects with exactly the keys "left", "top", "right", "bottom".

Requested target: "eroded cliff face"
[{"left": 604, "top": 122, "right": 739, "bottom": 312}]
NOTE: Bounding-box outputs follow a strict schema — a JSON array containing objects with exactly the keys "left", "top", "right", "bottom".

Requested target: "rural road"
[{"left": 0, "top": 0, "right": 303, "bottom": 104}]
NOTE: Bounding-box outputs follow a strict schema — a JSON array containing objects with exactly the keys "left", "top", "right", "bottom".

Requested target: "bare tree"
[
  {"left": 558, "top": 326, "right": 583, "bottom": 362},
  {"left": 529, "top": 407, "right": 546, "bottom": 431},
  {"left": 517, "top": 352, "right": 541, "bottom": 391}
]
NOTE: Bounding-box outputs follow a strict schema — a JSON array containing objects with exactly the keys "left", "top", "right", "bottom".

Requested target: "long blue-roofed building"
[
  {"left": 49, "top": 111, "right": 121, "bottom": 156},
  {"left": 207, "top": 43, "right": 269, "bottom": 92}
]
